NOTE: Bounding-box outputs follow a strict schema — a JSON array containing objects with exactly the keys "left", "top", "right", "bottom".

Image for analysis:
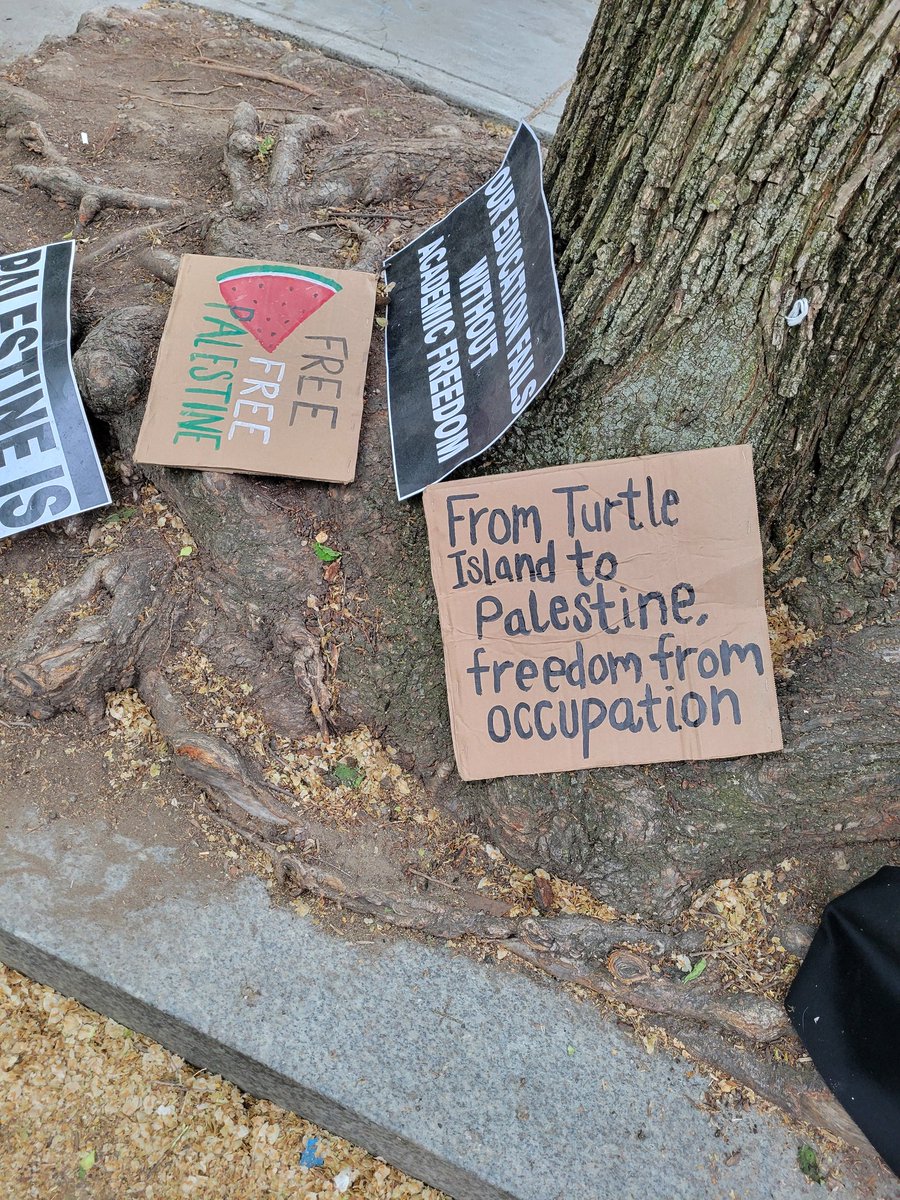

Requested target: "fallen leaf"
[
  {"left": 533, "top": 875, "right": 554, "bottom": 911},
  {"left": 77, "top": 1149, "right": 96, "bottom": 1179},
  {"left": 102, "top": 505, "right": 138, "bottom": 526},
  {"left": 797, "top": 1143, "right": 825, "bottom": 1184},
  {"left": 682, "top": 958, "right": 707, "bottom": 983}
]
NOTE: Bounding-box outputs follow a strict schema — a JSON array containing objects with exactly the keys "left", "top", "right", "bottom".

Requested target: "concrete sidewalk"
[
  {"left": 2, "top": 800, "right": 881, "bottom": 1200},
  {"left": 0, "top": 0, "right": 595, "bottom": 136}
]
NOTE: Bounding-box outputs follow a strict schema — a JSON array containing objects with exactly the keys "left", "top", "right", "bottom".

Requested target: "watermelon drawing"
[{"left": 215, "top": 264, "right": 342, "bottom": 354}]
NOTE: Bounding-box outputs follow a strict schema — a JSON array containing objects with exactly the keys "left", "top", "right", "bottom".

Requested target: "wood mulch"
[{"left": 0, "top": 962, "right": 447, "bottom": 1199}]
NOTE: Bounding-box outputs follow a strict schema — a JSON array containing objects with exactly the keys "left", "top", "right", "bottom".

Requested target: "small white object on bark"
[{"left": 785, "top": 297, "right": 810, "bottom": 326}]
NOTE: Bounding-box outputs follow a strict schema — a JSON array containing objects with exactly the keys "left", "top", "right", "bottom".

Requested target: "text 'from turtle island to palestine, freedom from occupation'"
[{"left": 424, "top": 445, "right": 783, "bottom": 781}]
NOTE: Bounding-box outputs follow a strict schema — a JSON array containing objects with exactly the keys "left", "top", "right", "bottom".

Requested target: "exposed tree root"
[
  {"left": 266, "top": 115, "right": 328, "bottom": 191},
  {"left": 0, "top": 82, "right": 48, "bottom": 127},
  {"left": 0, "top": 544, "right": 173, "bottom": 722},
  {"left": 0, "top": 546, "right": 789, "bottom": 1054},
  {"left": 7, "top": 120, "right": 66, "bottom": 165},
  {"left": 505, "top": 940, "right": 787, "bottom": 1044},
  {"left": 140, "top": 668, "right": 296, "bottom": 840},
  {"left": 222, "top": 101, "right": 267, "bottom": 218},
  {"left": 192, "top": 58, "right": 317, "bottom": 97},
  {"left": 0, "top": 536, "right": 853, "bottom": 1142},
  {"left": 268, "top": 841, "right": 517, "bottom": 940},
  {"left": 207, "top": 100, "right": 496, "bottom": 263},
  {"left": 136, "top": 246, "right": 181, "bottom": 285},
  {"left": 662, "top": 1017, "right": 870, "bottom": 1152},
  {"left": 9, "top": 119, "right": 183, "bottom": 225},
  {"left": 73, "top": 305, "right": 168, "bottom": 427},
  {"left": 272, "top": 615, "right": 335, "bottom": 736},
  {"left": 79, "top": 215, "right": 209, "bottom": 267},
  {"left": 343, "top": 217, "right": 405, "bottom": 273},
  {"left": 157, "top": 698, "right": 791, "bottom": 1045},
  {"left": 18, "top": 160, "right": 184, "bottom": 225}
]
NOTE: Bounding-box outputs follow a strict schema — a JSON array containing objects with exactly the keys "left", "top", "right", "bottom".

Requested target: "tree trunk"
[
  {"left": 454, "top": 0, "right": 900, "bottom": 912},
  {"left": 535, "top": 0, "right": 899, "bottom": 625}
]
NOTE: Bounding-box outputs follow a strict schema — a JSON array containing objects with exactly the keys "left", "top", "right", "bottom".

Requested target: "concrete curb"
[{"left": 0, "top": 803, "right": 855, "bottom": 1200}]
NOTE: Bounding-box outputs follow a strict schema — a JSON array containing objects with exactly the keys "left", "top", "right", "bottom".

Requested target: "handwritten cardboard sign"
[
  {"left": 135, "top": 255, "right": 377, "bottom": 483},
  {"left": 424, "top": 446, "right": 783, "bottom": 781},
  {"left": 385, "top": 124, "right": 564, "bottom": 500},
  {"left": 0, "top": 241, "right": 110, "bottom": 537}
]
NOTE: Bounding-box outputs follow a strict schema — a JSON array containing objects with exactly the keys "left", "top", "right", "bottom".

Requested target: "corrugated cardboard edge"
[
  {"left": 423, "top": 445, "right": 784, "bottom": 783},
  {"left": 134, "top": 256, "right": 378, "bottom": 484}
]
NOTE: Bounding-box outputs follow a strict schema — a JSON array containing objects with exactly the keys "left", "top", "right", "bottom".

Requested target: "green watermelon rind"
[{"left": 215, "top": 264, "right": 342, "bottom": 293}]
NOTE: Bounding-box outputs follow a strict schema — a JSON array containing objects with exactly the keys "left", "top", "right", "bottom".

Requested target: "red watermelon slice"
[{"left": 216, "top": 264, "right": 342, "bottom": 354}]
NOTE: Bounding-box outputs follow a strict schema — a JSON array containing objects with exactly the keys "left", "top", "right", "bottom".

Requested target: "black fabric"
[{"left": 786, "top": 867, "right": 900, "bottom": 1175}]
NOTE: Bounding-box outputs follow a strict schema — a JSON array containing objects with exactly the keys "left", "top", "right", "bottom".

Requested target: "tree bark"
[
  {"left": 536, "top": 0, "right": 899, "bottom": 625},
  {"left": 447, "top": 0, "right": 900, "bottom": 911}
]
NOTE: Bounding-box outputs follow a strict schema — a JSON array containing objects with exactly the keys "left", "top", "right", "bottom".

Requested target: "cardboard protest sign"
[
  {"left": 385, "top": 123, "right": 564, "bottom": 501},
  {"left": 135, "top": 255, "right": 377, "bottom": 483},
  {"left": 423, "top": 445, "right": 783, "bottom": 781},
  {"left": 0, "top": 242, "right": 110, "bottom": 537}
]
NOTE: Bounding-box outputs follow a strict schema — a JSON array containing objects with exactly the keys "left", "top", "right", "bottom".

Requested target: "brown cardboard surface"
[
  {"left": 135, "top": 255, "right": 377, "bottom": 483},
  {"left": 423, "top": 445, "right": 783, "bottom": 781}
]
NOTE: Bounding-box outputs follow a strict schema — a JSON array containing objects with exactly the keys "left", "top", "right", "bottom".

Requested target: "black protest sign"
[
  {"left": 0, "top": 242, "right": 110, "bottom": 536},
  {"left": 385, "top": 124, "right": 564, "bottom": 501}
]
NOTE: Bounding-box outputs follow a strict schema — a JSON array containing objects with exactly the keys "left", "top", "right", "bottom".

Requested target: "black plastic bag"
[{"left": 785, "top": 867, "right": 900, "bottom": 1176}]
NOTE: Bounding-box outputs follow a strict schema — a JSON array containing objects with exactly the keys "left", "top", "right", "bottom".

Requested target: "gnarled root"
[
  {"left": 505, "top": 938, "right": 788, "bottom": 1044},
  {"left": 135, "top": 246, "right": 181, "bottom": 286},
  {"left": 18, "top": 160, "right": 184, "bottom": 225},
  {"left": 222, "top": 102, "right": 267, "bottom": 218},
  {"left": 0, "top": 544, "right": 173, "bottom": 722},
  {"left": 73, "top": 305, "right": 168, "bottom": 421},
  {"left": 662, "top": 1017, "right": 870, "bottom": 1152},
  {"left": 266, "top": 115, "right": 329, "bottom": 192},
  {"left": 79, "top": 215, "right": 208, "bottom": 268},
  {"left": 277, "top": 849, "right": 517, "bottom": 939},
  {"left": 6, "top": 120, "right": 65, "bottom": 164},
  {"left": 10, "top": 121, "right": 184, "bottom": 225},
  {"left": 273, "top": 615, "right": 334, "bottom": 736},
  {"left": 140, "top": 668, "right": 296, "bottom": 840}
]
